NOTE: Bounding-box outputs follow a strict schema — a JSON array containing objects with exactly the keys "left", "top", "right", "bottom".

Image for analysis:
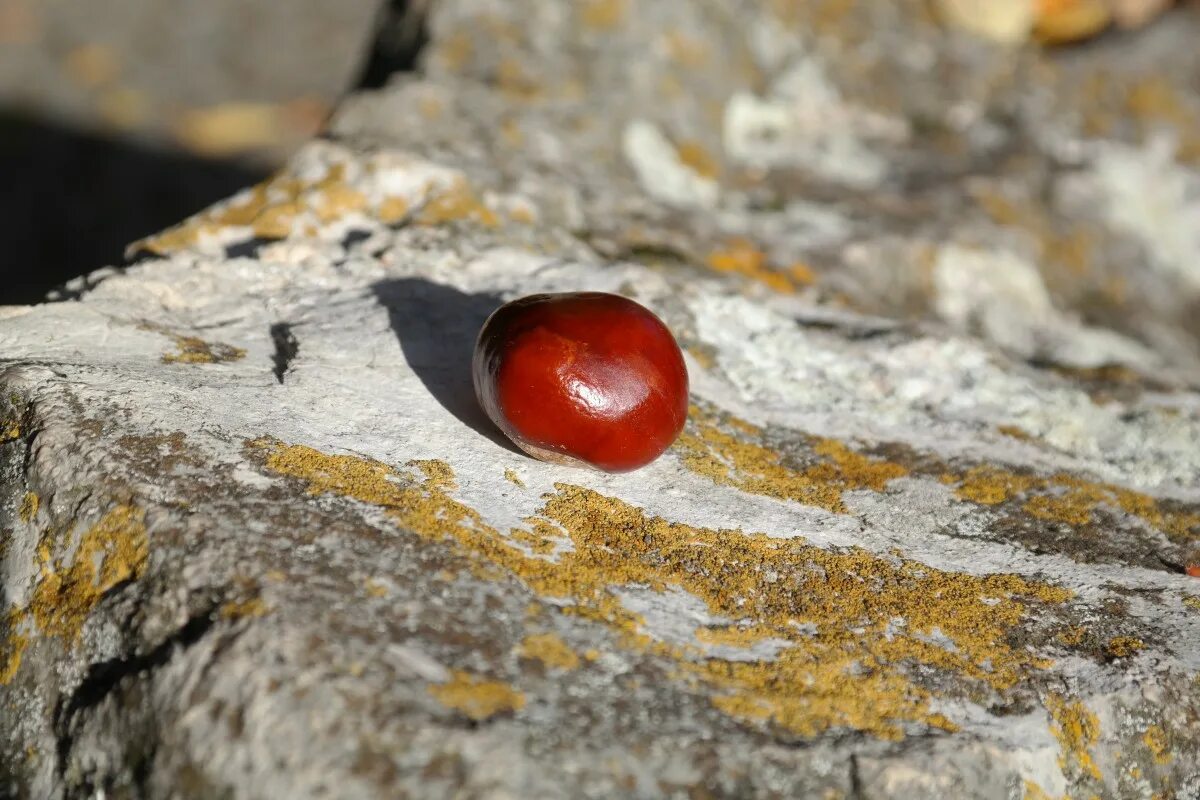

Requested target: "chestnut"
[{"left": 473, "top": 292, "right": 689, "bottom": 472}]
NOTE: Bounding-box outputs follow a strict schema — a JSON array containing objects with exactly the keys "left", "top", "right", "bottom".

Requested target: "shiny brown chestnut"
[{"left": 472, "top": 292, "right": 689, "bottom": 472}]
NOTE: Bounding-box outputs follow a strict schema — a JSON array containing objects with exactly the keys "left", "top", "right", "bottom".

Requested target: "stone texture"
[
  {"left": 3, "top": 1, "right": 1200, "bottom": 798},
  {"left": 0, "top": 0, "right": 383, "bottom": 158}
]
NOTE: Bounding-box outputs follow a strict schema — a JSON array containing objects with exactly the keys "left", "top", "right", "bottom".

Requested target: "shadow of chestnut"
[{"left": 370, "top": 278, "right": 522, "bottom": 456}]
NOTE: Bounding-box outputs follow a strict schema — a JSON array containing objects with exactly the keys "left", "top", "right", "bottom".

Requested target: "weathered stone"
[{"left": 3, "top": 1, "right": 1200, "bottom": 798}]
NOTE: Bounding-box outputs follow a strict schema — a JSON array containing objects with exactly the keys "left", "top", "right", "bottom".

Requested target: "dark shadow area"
[
  {"left": 371, "top": 278, "right": 522, "bottom": 455},
  {"left": 355, "top": 0, "right": 430, "bottom": 90},
  {"left": 0, "top": 110, "right": 270, "bottom": 306}
]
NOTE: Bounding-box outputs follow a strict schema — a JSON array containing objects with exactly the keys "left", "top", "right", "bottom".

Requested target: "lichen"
[
  {"left": 140, "top": 323, "right": 245, "bottom": 365},
  {"left": 132, "top": 151, "right": 503, "bottom": 255},
  {"left": 1104, "top": 636, "right": 1144, "bottom": 659},
  {"left": 0, "top": 414, "right": 20, "bottom": 444},
  {"left": 678, "top": 405, "right": 1199, "bottom": 562},
  {"left": 2, "top": 505, "right": 149, "bottom": 685},
  {"left": 252, "top": 439, "right": 1071, "bottom": 741},
  {"left": 414, "top": 179, "right": 499, "bottom": 229},
  {"left": 504, "top": 469, "right": 525, "bottom": 488},
  {"left": 219, "top": 597, "right": 268, "bottom": 619},
  {"left": 705, "top": 239, "right": 816, "bottom": 294},
  {"left": 1045, "top": 693, "right": 1103, "bottom": 782},
  {"left": 29, "top": 505, "right": 149, "bottom": 642},
  {"left": 1142, "top": 724, "right": 1172, "bottom": 765},
  {"left": 519, "top": 633, "right": 580, "bottom": 671},
  {"left": 952, "top": 467, "right": 1200, "bottom": 547},
  {"left": 674, "top": 405, "right": 908, "bottom": 515},
  {"left": 0, "top": 616, "right": 27, "bottom": 685},
  {"left": 428, "top": 670, "right": 526, "bottom": 721},
  {"left": 18, "top": 492, "right": 38, "bottom": 523}
]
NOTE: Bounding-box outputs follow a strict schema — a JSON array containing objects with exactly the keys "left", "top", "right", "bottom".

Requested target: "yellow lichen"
[
  {"left": 364, "top": 578, "right": 389, "bottom": 598},
  {"left": 253, "top": 439, "right": 1071, "bottom": 741},
  {"left": 674, "top": 406, "right": 908, "bottom": 515},
  {"left": 504, "top": 468, "right": 525, "bottom": 488},
  {"left": 29, "top": 505, "right": 148, "bottom": 642},
  {"left": 680, "top": 406, "right": 1198, "bottom": 548},
  {"left": 1023, "top": 780, "right": 1066, "bottom": 800},
  {"left": 675, "top": 140, "right": 721, "bottom": 180},
  {"left": 1104, "top": 636, "right": 1144, "bottom": 659},
  {"left": 415, "top": 179, "right": 499, "bottom": 228},
  {"left": 1033, "top": 0, "right": 1110, "bottom": 44},
  {"left": 428, "top": 670, "right": 526, "bottom": 721},
  {"left": 1045, "top": 694, "right": 1103, "bottom": 781},
  {"left": 1183, "top": 596, "right": 1200, "bottom": 612},
  {"left": 581, "top": 0, "right": 626, "bottom": 29},
  {"left": 132, "top": 159, "right": 408, "bottom": 255},
  {"left": 219, "top": 597, "right": 269, "bottom": 619},
  {"left": 998, "top": 424, "right": 1034, "bottom": 441},
  {"left": 1142, "top": 725, "right": 1172, "bottom": 765},
  {"left": 18, "top": 491, "right": 38, "bottom": 523},
  {"left": 0, "top": 414, "right": 19, "bottom": 443},
  {"left": 705, "top": 239, "right": 810, "bottom": 294},
  {"left": 519, "top": 632, "right": 580, "bottom": 671},
  {"left": 953, "top": 468, "right": 1200, "bottom": 545},
  {"left": 161, "top": 335, "right": 246, "bottom": 365},
  {"left": 0, "top": 617, "right": 27, "bottom": 685},
  {"left": 1056, "top": 626, "right": 1087, "bottom": 647}
]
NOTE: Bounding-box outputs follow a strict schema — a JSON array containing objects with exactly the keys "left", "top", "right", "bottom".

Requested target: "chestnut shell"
[{"left": 473, "top": 292, "right": 689, "bottom": 472}]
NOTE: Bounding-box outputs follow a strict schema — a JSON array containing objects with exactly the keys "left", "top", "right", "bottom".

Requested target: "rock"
[
  {"left": 0, "top": 0, "right": 384, "bottom": 157},
  {"left": 3, "top": 1, "right": 1200, "bottom": 798}
]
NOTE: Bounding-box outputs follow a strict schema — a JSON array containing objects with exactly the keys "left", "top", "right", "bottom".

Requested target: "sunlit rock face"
[{"left": 2, "top": 1, "right": 1200, "bottom": 797}]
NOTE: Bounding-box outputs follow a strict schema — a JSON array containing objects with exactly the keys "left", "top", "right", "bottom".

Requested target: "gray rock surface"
[{"left": 3, "top": 1, "right": 1200, "bottom": 797}]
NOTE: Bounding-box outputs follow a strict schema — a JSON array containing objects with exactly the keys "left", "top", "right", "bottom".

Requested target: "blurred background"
[
  {"left": 0, "top": 0, "right": 430, "bottom": 305},
  {"left": 0, "top": 0, "right": 1193, "bottom": 306}
]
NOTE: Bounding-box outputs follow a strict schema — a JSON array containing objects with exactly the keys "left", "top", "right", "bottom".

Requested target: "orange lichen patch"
[
  {"left": 1022, "top": 780, "right": 1066, "bottom": 800},
  {"left": 663, "top": 31, "right": 708, "bottom": 66},
  {"left": 694, "top": 624, "right": 782, "bottom": 649},
  {"left": 0, "top": 413, "right": 20, "bottom": 443},
  {"left": 997, "top": 425, "right": 1035, "bottom": 442},
  {"left": 1033, "top": 0, "right": 1110, "bottom": 44},
  {"left": 675, "top": 406, "right": 908, "bottom": 515},
  {"left": 428, "top": 670, "right": 526, "bottom": 721},
  {"left": 170, "top": 101, "right": 323, "bottom": 158},
  {"left": 700, "top": 242, "right": 806, "bottom": 298},
  {"left": 96, "top": 86, "right": 148, "bottom": 130},
  {"left": 675, "top": 140, "right": 721, "bottom": 180},
  {"left": 581, "top": 0, "right": 627, "bottom": 29},
  {"left": 31, "top": 506, "right": 148, "bottom": 640},
  {"left": 519, "top": 632, "right": 580, "bottom": 671},
  {"left": 63, "top": 43, "right": 120, "bottom": 88},
  {"left": 18, "top": 491, "right": 38, "bottom": 523},
  {"left": 1045, "top": 694, "right": 1103, "bottom": 782},
  {"left": 1056, "top": 625, "right": 1087, "bottom": 646},
  {"left": 0, "top": 614, "right": 27, "bottom": 685},
  {"left": 219, "top": 597, "right": 269, "bottom": 620},
  {"left": 253, "top": 439, "right": 1070, "bottom": 740},
  {"left": 1104, "top": 636, "right": 1144, "bottom": 659},
  {"left": 1125, "top": 77, "right": 1200, "bottom": 164},
  {"left": 131, "top": 160, "right": 394, "bottom": 254},
  {"left": 415, "top": 180, "right": 499, "bottom": 228},
  {"left": 972, "top": 186, "right": 1104, "bottom": 282},
  {"left": 139, "top": 324, "right": 246, "bottom": 365},
  {"left": 1143, "top": 724, "right": 1172, "bottom": 765},
  {"left": 950, "top": 465, "right": 1200, "bottom": 545},
  {"left": 495, "top": 58, "right": 542, "bottom": 101},
  {"left": 4, "top": 506, "right": 149, "bottom": 659}
]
